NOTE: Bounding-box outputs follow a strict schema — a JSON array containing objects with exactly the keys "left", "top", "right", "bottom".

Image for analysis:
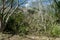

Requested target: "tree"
[
  {"left": 53, "top": 0, "right": 60, "bottom": 23},
  {"left": 0, "top": 0, "right": 27, "bottom": 31},
  {"left": 10, "top": 0, "right": 14, "bottom": 8}
]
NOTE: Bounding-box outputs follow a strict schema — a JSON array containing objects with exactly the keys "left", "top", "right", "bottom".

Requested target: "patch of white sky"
[
  {"left": 25, "top": 0, "right": 37, "bottom": 7},
  {"left": 24, "top": 0, "right": 52, "bottom": 7}
]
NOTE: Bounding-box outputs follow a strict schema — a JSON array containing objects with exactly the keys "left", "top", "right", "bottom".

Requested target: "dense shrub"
[
  {"left": 50, "top": 24, "right": 60, "bottom": 37},
  {"left": 4, "top": 12, "right": 29, "bottom": 35},
  {"left": 3, "top": 8, "right": 60, "bottom": 37}
]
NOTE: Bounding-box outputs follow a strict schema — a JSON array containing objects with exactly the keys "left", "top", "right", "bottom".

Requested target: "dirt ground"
[{"left": 0, "top": 33, "right": 60, "bottom": 40}]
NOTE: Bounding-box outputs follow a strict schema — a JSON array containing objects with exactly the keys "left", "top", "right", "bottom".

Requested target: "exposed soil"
[{"left": 0, "top": 33, "right": 60, "bottom": 40}]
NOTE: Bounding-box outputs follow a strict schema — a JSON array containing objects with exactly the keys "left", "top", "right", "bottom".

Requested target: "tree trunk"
[
  {"left": 0, "top": 0, "right": 5, "bottom": 32},
  {"left": 11, "top": 0, "right": 13, "bottom": 8}
]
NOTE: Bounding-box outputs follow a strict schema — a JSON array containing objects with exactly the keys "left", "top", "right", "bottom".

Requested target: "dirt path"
[
  {"left": 8, "top": 35, "right": 60, "bottom": 40},
  {"left": 0, "top": 33, "right": 60, "bottom": 40}
]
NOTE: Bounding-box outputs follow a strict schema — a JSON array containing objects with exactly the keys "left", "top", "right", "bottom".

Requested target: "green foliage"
[
  {"left": 50, "top": 24, "right": 60, "bottom": 37},
  {"left": 53, "top": 0, "right": 60, "bottom": 22},
  {"left": 4, "top": 12, "right": 29, "bottom": 35}
]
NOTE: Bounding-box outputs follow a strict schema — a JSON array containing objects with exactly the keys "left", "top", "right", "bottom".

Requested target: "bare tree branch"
[{"left": 5, "top": 6, "right": 18, "bottom": 23}]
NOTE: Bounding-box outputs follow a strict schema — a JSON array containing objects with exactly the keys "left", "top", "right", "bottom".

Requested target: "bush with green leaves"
[
  {"left": 4, "top": 12, "right": 29, "bottom": 35},
  {"left": 50, "top": 24, "right": 60, "bottom": 37}
]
